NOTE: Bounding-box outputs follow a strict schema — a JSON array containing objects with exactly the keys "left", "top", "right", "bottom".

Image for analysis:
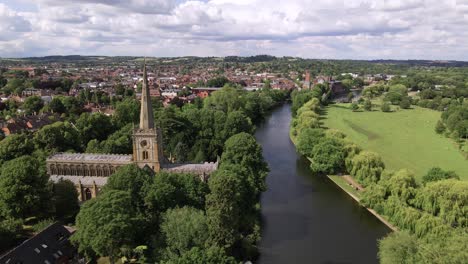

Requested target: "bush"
[{"left": 381, "top": 102, "right": 391, "bottom": 112}]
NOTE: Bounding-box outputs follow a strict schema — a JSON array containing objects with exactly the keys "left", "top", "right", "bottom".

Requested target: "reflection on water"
[{"left": 256, "top": 104, "right": 389, "bottom": 264}]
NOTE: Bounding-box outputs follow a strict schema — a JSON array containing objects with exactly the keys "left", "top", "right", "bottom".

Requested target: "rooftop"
[{"left": 47, "top": 153, "right": 132, "bottom": 163}]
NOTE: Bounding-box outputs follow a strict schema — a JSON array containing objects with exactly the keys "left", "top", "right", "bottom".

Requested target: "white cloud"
[{"left": 0, "top": 0, "right": 467, "bottom": 59}]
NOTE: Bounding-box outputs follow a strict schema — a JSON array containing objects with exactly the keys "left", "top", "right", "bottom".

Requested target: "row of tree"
[{"left": 290, "top": 94, "right": 468, "bottom": 263}]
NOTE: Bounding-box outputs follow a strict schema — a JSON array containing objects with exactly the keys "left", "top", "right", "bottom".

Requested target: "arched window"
[
  {"left": 84, "top": 188, "right": 92, "bottom": 201},
  {"left": 142, "top": 151, "right": 149, "bottom": 160}
]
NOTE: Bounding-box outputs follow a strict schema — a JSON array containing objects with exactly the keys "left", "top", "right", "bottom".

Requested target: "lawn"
[{"left": 323, "top": 104, "right": 468, "bottom": 181}]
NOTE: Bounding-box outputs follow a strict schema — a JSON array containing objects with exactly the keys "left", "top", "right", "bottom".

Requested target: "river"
[{"left": 256, "top": 104, "right": 390, "bottom": 264}]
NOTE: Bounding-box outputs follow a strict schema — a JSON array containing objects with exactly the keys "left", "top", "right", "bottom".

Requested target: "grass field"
[{"left": 323, "top": 104, "right": 468, "bottom": 181}]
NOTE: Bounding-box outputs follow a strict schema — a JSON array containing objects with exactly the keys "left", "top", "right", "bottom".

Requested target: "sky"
[{"left": 1, "top": 0, "right": 468, "bottom": 60}]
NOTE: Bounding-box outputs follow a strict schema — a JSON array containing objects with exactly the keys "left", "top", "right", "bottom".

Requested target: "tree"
[
  {"left": 296, "top": 128, "right": 325, "bottom": 156},
  {"left": 309, "top": 138, "right": 345, "bottom": 174},
  {"left": 113, "top": 98, "right": 140, "bottom": 128},
  {"left": 203, "top": 86, "right": 244, "bottom": 113},
  {"left": 381, "top": 102, "right": 391, "bottom": 112},
  {"left": 0, "top": 156, "right": 50, "bottom": 219},
  {"left": 48, "top": 97, "right": 66, "bottom": 113},
  {"left": 220, "top": 133, "right": 268, "bottom": 196},
  {"left": 223, "top": 111, "right": 254, "bottom": 139},
  {"left": 144, "top": 172, "right": 209, "bottom": 215},
  {"left": 71, "top": 190, "right": 137, "bottom": 263},
  {"left": 160, "top": 206, "right": 209, "bottom": 259},
  {"left": 363, "top": 99, "right": 372, "bottom": 111},
  {"left": 399, "top": 97, "right": 411, "bottom": 109},
  {"left": 378, "top": 232, "right": 418, "bottom": 264},
  {"left": 206, "top": 169, "right": 243, "bottom": 249},
  {"left": 34, "top": 121, "right": 81, "bottom": 151},
  {"left": 435, "top": 120, "right": 445, "bottom": 134},
  {"left": 421, "top": 167, "right": 459, "bottom": 185},
  {"left": 104, "top": 164, "right": 150, "bottom": 209},
  {"left": 0, "top": 133, "right": 34, "bottom": 163},
  {"left": 350, "top": 102, "right": 359, "bottom": 111},
  {"left": 76, "top": 112, "right": 114, "bottom": 144},
  {"left": 52, "top": 179, "right": 79, "bottom": 220},
  {"left": 350, "top": 151, "right": 385, "bottom": 186},
  {"left": 162, "top": 246, "right": 236, "bottom": 264},
  {"left": 22, "top": 96, "right": 44, "bottom": 115}
]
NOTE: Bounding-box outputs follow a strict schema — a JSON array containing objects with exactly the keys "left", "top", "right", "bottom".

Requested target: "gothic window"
[
  {"left": 143, "top": 151, "right": 149, "bottom": 160},
  {"left": 84, "top": 188, "right": 92, "bottom": 201}
]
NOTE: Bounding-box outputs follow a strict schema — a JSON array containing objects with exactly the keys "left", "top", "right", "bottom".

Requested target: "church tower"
[{"left": 133, "top": 60, "right": 164, "bottom": 172}]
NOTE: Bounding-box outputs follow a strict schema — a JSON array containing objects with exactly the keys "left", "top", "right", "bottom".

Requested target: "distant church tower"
[{"left": 132, "top": 61, "right": 164, "bottom": 172}]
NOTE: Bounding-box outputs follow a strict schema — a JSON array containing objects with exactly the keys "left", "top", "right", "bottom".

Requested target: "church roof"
[
  {"left": 50, "top": 175, "right": 108, "bottom": 186},
  {"left": 47, "top": 153, "right": 132, "bottom": 164},
  {"left": 162, "top": 161, "right": 218, "bottom": 175}
]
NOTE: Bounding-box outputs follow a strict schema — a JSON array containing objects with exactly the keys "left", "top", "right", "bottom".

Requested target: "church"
[{"left": 47, "top": 63, "right": 218, "bottom": 201}]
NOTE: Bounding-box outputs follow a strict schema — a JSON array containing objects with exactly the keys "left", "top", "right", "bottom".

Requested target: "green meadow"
[{"left": 323, "top": 104, "right": 468, "bottom": 181}]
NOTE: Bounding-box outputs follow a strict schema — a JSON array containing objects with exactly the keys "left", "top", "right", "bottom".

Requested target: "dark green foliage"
[
  {"left": 34, "top": 121, "right": 81, "bottom": 152},
  {"left": 435, "top": 120, "right": 445, "bottom": 134},
  {"left": 206, "top": 169, "right": 243, "bottom": 250},
  {"left": 52, "top": 179, "right": 79, "bottom": 220},
  {"left": 75, "top": 112, "right": 114, "bottom": 145},
  {"left": 399, "top": 97, "right": 411, "bottom": 109},
  {"left": 350, "top": 102, "right": 359, "bottom": 111},
  {"left": 206, "top": 76, "right": 230, "bottom": 87},
  {"left": 0, "top": 156, "right": 50, "bottom": 219},
  {"left": 86, "top": 124, "right": 133, "bottom": 154},
  {"left": 160, "top": 206, "right": 209, "bottom": 259},
  {"left": 22, "top": 96, "right": 44, "bottom": 115},
  {"left": 309, "top": 138, "right": 345, "bottom": 174},
  {"left": 291, "top": 90, "right": 315, "bottom": 116},
  {"left": 47, "top": 97, "right": 66, "bottom": 113},
  {"left": 296, "top": 128, "right": 325, "bottom": 156},
  {"left": 381, "top": 102, "right": 391, "bottom": 112},
  {"left": 71, "top": 190, "right": 137, "bottom": 261},
  {"left": 104, "top": 164, "right": 151, "bottom": 209},
  {"left": 0, "top": 133, "right": 34, "bottom": 163},
  {"left": 221, "top": 133, "right": 269, "bottom": 195},
  {"left": 378, "top": 232, "right": 418, "bottom": 264},
  {"left": 363, "top": 99, "right": 372, "bottom": 111},
  {"left": 113, "top": 98, "right": 140, "bottom": 128},
  {"left": 144, "top": 172, "right": 209, "bottom": 215},
  {"left": 421, "top": 167, "right": 459, "bottom": 185},
  {"left": 162, "top": 246, "right": 236, "bottom": 264},
  {"left": 0, "top": 218, "right": 24, "bottom": 252},
  {"left": 350, "top": 151, "right": 385, "bottom": 186}
]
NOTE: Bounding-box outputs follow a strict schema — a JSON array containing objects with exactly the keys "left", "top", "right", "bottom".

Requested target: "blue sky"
[{"left": 1, "top": 0, "right": 468, "bottom": 59}]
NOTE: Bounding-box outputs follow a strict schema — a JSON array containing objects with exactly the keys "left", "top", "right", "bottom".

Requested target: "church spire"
[{"left": 139, "top": 59, "right": 155, "bottom": 129}]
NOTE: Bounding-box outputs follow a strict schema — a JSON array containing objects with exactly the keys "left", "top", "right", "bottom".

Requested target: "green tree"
[
  {"left": 52, "top": 179, "right": 79, "bottom": 220},
  {"left": 381, "top": 102, "right": 391, "bottom": 112},
  {"left": 378, "top": 232, "right": 418, "bottom": 264},
  {"left": 34, "top": 121, "right": 81, "bottom": 151},
  {"left": 113, "top": 98, "right": 140, "bottom": 128},
  {"left": 48, "top": 97, "right": 66, "bottom": 113},
  {"left": 309, "top": 138, "right": 345, "bottom": 174},
  {"left": 220, "top": 133, "right": 268, "bottom": 196},
  {"left": 350, "top": 151, "right": 385, "bottom": 186},
  {"left": 296, "top": 128, "right": 325, "bottom": 156},
  {"left": 435, "top": 120, "right": 445, "bottom": 134},
  {"left": 421, "top": 167, "right": 459, "bottom": 185},
  {"left": 0, "top": 133, "right": 34, "bottom": 163},
  {"left": 224, "top": 111, "right": 254, "bottom": 139},
  {"left": 162, "top": 246, "right": 236, "bottom": 264},
  {"left": 363, "top": 99, "right": 372, "bottom": 111},
  {"left": 350, "top": 102, "right": 359, "bottom": 111},
  {"left": 0, "top": 156, "right": 50, "bottom": 219},
  {"left": 206, "top": 169, "right": 243, "bottom": 249},
  {"left": 144, "top": 172, "right": 209, "bottom": 215},
  {"left": 71, "top": 190, "right": 137, "bottom": 263},
  {"left": 160, "top": 206, "right": 209, "bottom": 259},
  {"left": 76, "top": 112, "right": 114, "bottom": 144},
  {"left": 22, "top": 96, "right": 44, "bottom": 115},
  {"left": 104, "top": 164, "right": 150, "bottom": 209},
  {"left": 203, "top": 86, "right": 244, "bottom": 113},
  {"left": 399, "top": 97, "right": 411, "bottom": 109}
]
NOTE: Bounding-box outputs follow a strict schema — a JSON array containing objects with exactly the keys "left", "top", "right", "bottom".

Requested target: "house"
[{"left": 0, "top": 223, "right": 76, "bottom": 264}]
